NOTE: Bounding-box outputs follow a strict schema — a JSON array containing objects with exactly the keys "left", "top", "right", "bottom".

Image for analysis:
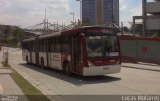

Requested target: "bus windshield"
[{"left": 85, "top": 35, "right": 119, "bottom": 58}]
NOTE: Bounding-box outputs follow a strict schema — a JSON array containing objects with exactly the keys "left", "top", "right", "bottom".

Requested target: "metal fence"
[{"left": 119, "top": 36, "right": 160, "bottom": 64}]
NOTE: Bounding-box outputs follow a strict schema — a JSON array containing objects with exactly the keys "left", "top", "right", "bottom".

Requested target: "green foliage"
[
  {"left": 4, "top": 25, "right": 11, "bottom": 35},
  {"left": 2, "top": 27, "right": 24, "bottom": 47},
  {"left": 123, "top": 26, "right": 130, "bottom": 32},
  {"left": 0, "top": 31, "right": 3, "bottom": 42},
  {"left": 13, "top": 27, "right": 25, "bottom": 44},
  {"left": 11, "top": 68, "right": 50, "bottom": 101}
]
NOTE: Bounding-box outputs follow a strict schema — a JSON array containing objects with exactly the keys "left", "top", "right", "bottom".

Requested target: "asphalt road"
[{"left": 8, "top": 48, "right": 160, "bottom": 97}]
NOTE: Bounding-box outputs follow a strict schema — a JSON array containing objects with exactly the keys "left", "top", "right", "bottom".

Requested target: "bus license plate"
[{"left": 103, "top": 67, "right": 109, "bottom": 70}]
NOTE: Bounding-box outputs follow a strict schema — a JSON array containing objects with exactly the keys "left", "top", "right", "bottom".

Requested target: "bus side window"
[
  {"left": 31, "top": 42, "right": 33, "bottom": 52},
  {"left": 42, "top": 40, "right": 44, "bottom": 52},
  {"left": 41, "top": 40, "right": 43, "bottom": 52},
  {"left": 33, "top": 41, "right": 35, "bottom": 52},
  {"left": 29, "top": 42, "right": 31, "bottom": 52},
  {"left": 39, "top": 40, "right": 41, "bottom": 52},
  {"left": 55, "top": 37, "right": 61, "bottom": 53},
  {"left": 44, "top": 40, "right": 47, "bottom": 52},
  {"left": 51, "top": 38, "right": 55, "bottom": 53},
  {"left": 41, "top": 39, "right": 46, "bottom": 52},
  {"left": 61, "top": 36, "right": 70, "bottom": 53},
  {"left": 59, "top": 37, "right": 61, "bottom": 52},
  {"left": 76, "top": 35, "right": 81, "bottom": 63},
  {"left": 52, "top": 37, "right": 58, "bottom": 53},
  {"left": 48, "top": 39, "right": 51, "bottom": 52}
]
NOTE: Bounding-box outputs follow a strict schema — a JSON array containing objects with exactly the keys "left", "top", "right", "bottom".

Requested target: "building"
[
  {"left": 0, "top": 24, "right": 17, "bottom": 39},
  {"left": 133, "top": 0, "right": 160, "bottom": 36},
  {"left": 0, "top": 25, "right": 18, "bottom": 45},
  {"left": 0, "top": 25, "right": 17, "bottom": 35},
  {"left": 82, "top": 0, "right": 119, "bottom": 26}
]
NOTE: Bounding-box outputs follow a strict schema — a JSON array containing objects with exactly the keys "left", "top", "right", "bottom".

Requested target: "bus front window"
[
  {"left": 85, "top": 35, "right": 118, "bottom": 58},
  {"left": 102, "top": 36, "right": 118, "bottom": 52},
  {"left": 86, "top": 36, "right": 103, "bottom": 57}
]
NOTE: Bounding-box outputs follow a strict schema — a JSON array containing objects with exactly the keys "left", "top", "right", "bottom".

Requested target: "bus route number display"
[{"left": 86, "top": 29, "right": 114, "bottom": 33}]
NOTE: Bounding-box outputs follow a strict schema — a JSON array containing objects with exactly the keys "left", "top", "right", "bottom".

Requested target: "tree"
[
  {"left": 4, "top": 25, "right": 11, "bottom": 35},
  {"left": 0, "top": 31, "right": 3, "bottom": 45},
  {"left": 123, "top": 26, "right": 130, "bottom": 32},
  {"left": 3, "top": 26, "right": 11, "bottom": 46},
  {"left": 13, "top": 27, "right": 24, "bottom": 45}
]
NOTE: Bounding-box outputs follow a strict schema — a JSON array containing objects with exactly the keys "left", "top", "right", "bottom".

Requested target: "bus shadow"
[{"left": 19, "top": 63, "right": 121, "bottom": 86}]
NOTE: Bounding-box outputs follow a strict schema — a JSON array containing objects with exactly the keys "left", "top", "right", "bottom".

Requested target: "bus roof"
[
  {"left": 39, "top": 31, "right": 61, "bottom": 39},
  {"left": 23, "top": 37, "right": 35, "bottom": 42},
  {"left": 23, "top": 26, "right": 115, "bottom": 42},
  {"left": 62, "top": 26, "right": 114, "bottom": 34}
]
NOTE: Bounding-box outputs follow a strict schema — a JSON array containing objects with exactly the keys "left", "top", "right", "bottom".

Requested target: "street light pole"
[
  {"left": 142, "top": 0, "right": 147, "bottom": 36},
  {"left": 2, "top": 30, "right": 4, "bottom": 63},
  {"left": 70, "top": 13, "right": 75, "bottom": 25},
  {"left": 76, "top": 0, "right": 82, "bottom": 25}
]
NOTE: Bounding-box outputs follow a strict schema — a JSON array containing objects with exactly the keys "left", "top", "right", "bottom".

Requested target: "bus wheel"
[
  {"left": 41, "top": 58, "right": 44, "bottom": 69},
  {"left": 64, "top": 62, "right": 71, "bottom": 76}
]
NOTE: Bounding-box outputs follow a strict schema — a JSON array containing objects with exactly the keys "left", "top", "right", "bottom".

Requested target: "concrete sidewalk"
[
  {"left": 0, "top": 63, "right": 13, "bottom": 74},
  {"left": 0, "top": 47, "right": 28, "bottom": 101},
  {"left": 122, "top": 62, "right": 160, "bottom": 72},
  {"left": 0, "top": 63, "right": 24, "bottom": 95}
]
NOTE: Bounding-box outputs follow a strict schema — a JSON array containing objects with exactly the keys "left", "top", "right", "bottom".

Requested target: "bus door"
[
  {"left": 35, "top": 38, "right": 39, "bottom": 65},
  {"left": 71, "top": 35, "right": 82, "bottom": 74},
  {"left": 29, "top": 42, "right": 32, "bottom": 63}
]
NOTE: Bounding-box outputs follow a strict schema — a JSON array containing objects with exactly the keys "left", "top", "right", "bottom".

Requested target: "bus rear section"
[
  {"left": 22, "top": 38, "right": 35, "bottom": 64},
  {"left": 81, "top": 27, "right": 121, "bottom": 76}
]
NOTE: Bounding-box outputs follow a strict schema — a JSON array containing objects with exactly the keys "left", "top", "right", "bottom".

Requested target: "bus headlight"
[
  {"left": 117, "top": 59, "right": 121, "bottom": 64},
  {"left": 88, "top": 62, "right": 94, "bottom": 67}
]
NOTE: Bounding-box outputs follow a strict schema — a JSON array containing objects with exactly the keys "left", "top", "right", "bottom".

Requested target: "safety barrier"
[{"left": 119, "top": 35, "right": 160, "bottom": 64}]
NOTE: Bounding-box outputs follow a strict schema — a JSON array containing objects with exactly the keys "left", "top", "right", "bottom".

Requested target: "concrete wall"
[
  {"left": 146, "top": 19, "right": 160, "bottom": 30},
  {"left": 120, "top": 36, "right": 160, "bottom": 64},
  {"left": 146, "top": 2, "right": 160, "bottom": 14}
]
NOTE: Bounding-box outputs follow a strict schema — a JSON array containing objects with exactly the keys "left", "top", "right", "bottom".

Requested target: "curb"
[{"left": 123, "top": 65, "right": 160, "bottom": 72}]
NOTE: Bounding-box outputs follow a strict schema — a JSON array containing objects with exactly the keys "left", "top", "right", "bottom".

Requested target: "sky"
[{"left": 0, "top": 0, "right": 154, "bottom": 28}]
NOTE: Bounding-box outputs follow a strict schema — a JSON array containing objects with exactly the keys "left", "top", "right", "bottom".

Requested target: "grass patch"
[
  {"left": 10, "top": 70, "right": 50, "bottom": 101},
  {"left": 1, "top": 63, "right": 50, "bottom": 101}
]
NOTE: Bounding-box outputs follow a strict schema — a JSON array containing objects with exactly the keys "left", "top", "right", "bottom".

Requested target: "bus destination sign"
[{"left": 86, "top": 29, "right": 114, "bottom": 33}]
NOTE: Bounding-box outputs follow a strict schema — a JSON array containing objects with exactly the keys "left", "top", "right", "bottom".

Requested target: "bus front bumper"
[{"left": 83, "top": 64, "right": 121, "bottom": 76}]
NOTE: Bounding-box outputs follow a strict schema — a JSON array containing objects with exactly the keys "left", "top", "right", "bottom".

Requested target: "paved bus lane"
[{"left": 8, "top": 48, "right": 160, "bottom": 100}]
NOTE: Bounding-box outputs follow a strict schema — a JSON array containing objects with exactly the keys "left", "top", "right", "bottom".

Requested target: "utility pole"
[
  {"left": 76, "top": 0, "right": 82, "bottom": 25},
  {"left": 70, "top": 13, "right": 75, "bottom": 26},
  {"left": 112, "top": 0, "right": 114, "bottom": 27},
  {"left": 2, "top": 29, "right": 4, "bottom": 64},
  {"left": 121, "top": 22, "right": 124, "bottom": 36},
  {"left": 44, "top": 8, "right": 48, "bottom": 34},
  {"left": 142, "top": 0, "right": 147, "bottom": 36}
]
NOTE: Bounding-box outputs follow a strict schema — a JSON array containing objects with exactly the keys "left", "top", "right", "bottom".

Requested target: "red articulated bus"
[{"left": 22, "top": 26, "right": 121, "bottom": 76}]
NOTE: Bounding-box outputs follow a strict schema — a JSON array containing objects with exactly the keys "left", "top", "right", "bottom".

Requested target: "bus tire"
[
  {"left": 41, "top": 58, "right": 44, "bottom": 69},
  {"left": 64, "top": 62, "right": 71, "bottom": 76}
]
